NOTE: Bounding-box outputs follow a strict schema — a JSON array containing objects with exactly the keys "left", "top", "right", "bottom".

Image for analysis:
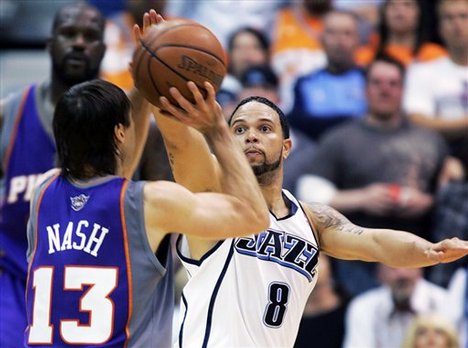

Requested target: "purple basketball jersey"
[
  {"left": 25, "top": 175, "right": 132, "bottom": 346},
  {"left": 1, "top": 85, "right": 56, "bottom": 278}
]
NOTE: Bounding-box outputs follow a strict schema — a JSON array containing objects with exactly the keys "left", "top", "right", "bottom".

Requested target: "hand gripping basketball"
[{"left": 132, "top": 16, "right": 227, "bottom": 108}]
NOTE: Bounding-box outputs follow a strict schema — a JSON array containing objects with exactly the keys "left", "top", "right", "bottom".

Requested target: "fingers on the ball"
[
  {"left": 143, "top": 12, "right": 150, "bottom": 27},
  {"left": 148, "top": 9, "right": 158, "bottom": 24},
  {"left": 132, "top": 24, "right": 141, "bottom": 41},
  {"left": 160, "top": 97, "right": 180, "bottom": 116},
  {"left": 169, "top": 87, "right": 194, "bottom": 112},
  {"left": 187, "top": 82, "right": 204, "bottom": 104},
  {"left": 204, "top": 82, "right": 216, "bottom": 101}
]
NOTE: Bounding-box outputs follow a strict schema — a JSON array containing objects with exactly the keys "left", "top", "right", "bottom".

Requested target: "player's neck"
[{"left": 261, "top": 180, "right": 289, "bottom": 217}]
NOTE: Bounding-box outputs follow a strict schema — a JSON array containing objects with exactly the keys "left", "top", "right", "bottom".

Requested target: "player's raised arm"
[
  {"left": 132, "top": 9, "right": 222, "bottom": 193},
  {"left": 302, "top": 202, "right": 468, "bottom": 268},
  {"left": 163, "top": 81, "right": 268, "bottom": 224}
]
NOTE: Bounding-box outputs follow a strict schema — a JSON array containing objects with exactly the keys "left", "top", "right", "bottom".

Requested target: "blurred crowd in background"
[{"left": 1, "top": 0, "right": 467, "bottom": 347}]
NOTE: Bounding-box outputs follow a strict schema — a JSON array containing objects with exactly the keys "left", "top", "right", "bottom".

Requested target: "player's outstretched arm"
[
  {"left": 302, "top": 202, "right": 468, "bottom": 268},
  {"left": 144, "top": 180, "right": 268, "bottom": 247}
]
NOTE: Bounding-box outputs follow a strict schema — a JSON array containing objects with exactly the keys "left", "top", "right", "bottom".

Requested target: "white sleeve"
[
  {"left": 343, "top": 297, "right": 376, "bottom": 348},
  {"left": 403, "top": 64, "right": 435, "bottom": 117},
  {"left": 296, "top": 175, "right": 337, "bottom": 204}
]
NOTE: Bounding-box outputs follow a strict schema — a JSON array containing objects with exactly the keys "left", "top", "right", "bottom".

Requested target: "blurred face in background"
[
  {"left": 322, "top": 12, "right": 359, "bottom": 70},
  {"left": 366, "top": 61, "right": 404, "bottom": 120},
  {"left": 229, "top": 31, "right": 269, "bottom": 78},
  {"left": 49, "top": 5, "right": 105, "bottom": 85},
  {"left": 378, "top": 265, "right": 421, "bottom": 307},
  {"left": 303, "top": 0, "right": 332, "bottom": 16},
  {"left": 414, "top": 326, "right": 452, "bottom": 348},
  {"left": 438, "top": 0, "right": 468, "bottom": 52},
  {"left": 384, "top": 0, "right": 419, "bottom": 36}
]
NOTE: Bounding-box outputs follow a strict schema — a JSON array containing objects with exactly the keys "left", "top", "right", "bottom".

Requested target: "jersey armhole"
[{"left": 298, "top": 200, "right": 321, "bottom": 250}]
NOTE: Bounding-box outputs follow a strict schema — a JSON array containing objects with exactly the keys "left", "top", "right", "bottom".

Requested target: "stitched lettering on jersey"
[
  {"left": 234, "top": 229, "right": 319, "bottom": 282},
  {"left": 46, "top": 220, "right": 109, "bottom": 257}
]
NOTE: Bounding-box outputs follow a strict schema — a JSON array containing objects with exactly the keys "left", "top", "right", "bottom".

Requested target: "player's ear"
[
  {"left": 282, "top": 138, "right": 292, "bottom": 160},
  {"left": 114, "top": 123, "right": 126, "bottom": 144}
]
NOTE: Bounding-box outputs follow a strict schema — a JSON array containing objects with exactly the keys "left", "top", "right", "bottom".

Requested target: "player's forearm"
[
  {"left": 205, "top": 122, "right": 269, "bottom": 228},
  {"left": 153, "top": 107, "right": 221, "bottom": 192},
  {"left": 370, "top": 229, "right": 438, "bottom": 268}
]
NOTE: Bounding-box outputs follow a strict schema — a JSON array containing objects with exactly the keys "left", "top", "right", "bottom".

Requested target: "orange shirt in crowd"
[{"left": 355, "top": 36, "right": 447, "bottom": 66}]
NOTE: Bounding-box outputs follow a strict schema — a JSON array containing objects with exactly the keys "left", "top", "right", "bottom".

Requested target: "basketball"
[{"left": 132, "top": 19, "right": 227, "bottom": 108}]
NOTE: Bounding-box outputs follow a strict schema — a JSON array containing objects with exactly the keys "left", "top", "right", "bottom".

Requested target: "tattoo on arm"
[
  {"left": 168, "top": 152, "right": 175, "bottom": 169},
  {"left": 309, "top": 203, "right": 364, "bottom": 235}
]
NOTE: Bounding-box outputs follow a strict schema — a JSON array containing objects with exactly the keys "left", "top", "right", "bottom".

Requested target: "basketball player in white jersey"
[{"left": 141, "top": 11, "right": 468, "bottom": 348}]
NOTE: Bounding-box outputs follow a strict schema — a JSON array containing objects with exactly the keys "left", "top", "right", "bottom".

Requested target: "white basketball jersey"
[{"left": 176, "top": 190, "right": 320, "bottom": 348}]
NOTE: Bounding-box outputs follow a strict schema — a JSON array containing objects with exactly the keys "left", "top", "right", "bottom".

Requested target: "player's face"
[
  {"left": 366, "top": 62, "right": 403, "bottom": 120},
  {"left": 48, "top": 6, "right": 105, "bottom": 85},
  {"left": 230, "top": 102, "right": 291, "bottom": 178}
]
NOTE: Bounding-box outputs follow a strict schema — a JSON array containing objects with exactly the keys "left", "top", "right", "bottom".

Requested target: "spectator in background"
[
  {"left": 343, "top": 265, "right": 448, "bottom": 348},
  {"left": 218, "top": 27, "right": 271, "bottom": 105},
  {"left": 403, "top": 0, "right": 468, "bottom": 157},
  {"left": 429, "top": 137, "right": 467, "bottom": 287},
  {"left": 444, "top": 266, "right": 467, "bottom": 346},
  {"left": 358, "top": 0, "right": 447, "bottom": 67},
  {"left": 271, "top": 0, "right": 333, "bottom": 111},
  {"left": 294, "top": 254, "right": 349, "bottom": 348},
  {"left": 334, "top": 0, "right": 383, "bottom": 44},
  {"left": 297, "top": 56, "right": 450, "bottom": 295},
  {"left": 166, "top": 1, "right": 289, "bottom": 49},
  {"left": 288, "top": 10, "right": 367, "bottom": 142},
  {"left": 402, "top": 314, "right": 460, "bottom": 348}
]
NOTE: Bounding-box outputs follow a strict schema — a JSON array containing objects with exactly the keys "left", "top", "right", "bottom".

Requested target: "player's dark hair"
[
  {"left": 365, "top": 54, "right": 406, "bottom": 82},
  {"left": 228, "top": 96, "right": 290, "bottom": 139},
  {"left": 51, "top": 2, "right": 105, "bottom": 35},
  {"left": 53, "top": 79, "right": 131, "bottom": 179}
]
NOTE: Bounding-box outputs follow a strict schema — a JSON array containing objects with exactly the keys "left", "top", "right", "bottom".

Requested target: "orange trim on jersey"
[
  {"left": 3, "top": 86, "right": 32, "bottom": 172},
  {"left": 120, "top": 179, "right": 132, "bottom": 347},
  {"left": 24, "top": 173, "right": 60, "bottom": 321}
]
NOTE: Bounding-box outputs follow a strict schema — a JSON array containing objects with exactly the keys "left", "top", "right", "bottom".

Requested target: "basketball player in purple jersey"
[
  {"left": 24, "top": 79, "right": 268, "bottom": 346},
  {"left": 0, "top": 4, "right": 154, "bottom": 346}
]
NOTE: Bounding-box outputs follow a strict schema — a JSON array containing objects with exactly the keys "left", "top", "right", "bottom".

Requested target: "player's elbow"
[{"left": 235, "top": 203, "right": 269, "bottom": 235}]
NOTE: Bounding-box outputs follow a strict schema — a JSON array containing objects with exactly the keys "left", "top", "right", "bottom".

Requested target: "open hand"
[
  {"left": 159, "top": 81, "right": 224, "bottom": 135},
  {"left": 425, "top": 237, "right": 468, "bottom": 264}
]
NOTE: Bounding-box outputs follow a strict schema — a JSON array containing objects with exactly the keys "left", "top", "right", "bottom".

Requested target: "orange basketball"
[{"left": 132, "top": 19, "right": 227, "bottom": 108}]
